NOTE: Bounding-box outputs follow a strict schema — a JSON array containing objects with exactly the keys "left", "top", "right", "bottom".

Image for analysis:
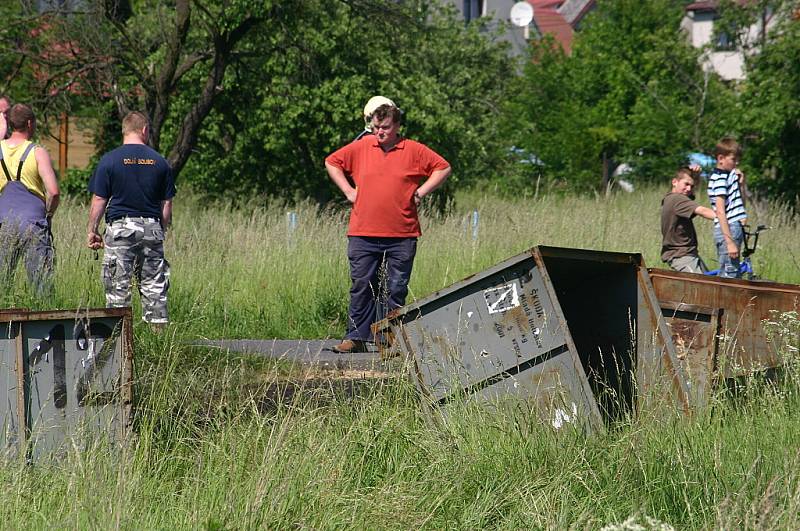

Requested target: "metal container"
[
  {"left": 649, "top": 269, "right": 800, "bottom": 381},
  {"left": 1, "top": 308, "right": 133, "bottom": 461},
  {"left": 383, "top": 246, "right": 690, "bottom": 430},
  {"left": 656, "top": 301, "right": 721, "bottom": 409}
]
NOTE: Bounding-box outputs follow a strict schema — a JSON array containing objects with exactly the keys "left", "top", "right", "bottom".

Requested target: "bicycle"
[{"left": 705, "top": 224, "right": 770, "bottom": 280}]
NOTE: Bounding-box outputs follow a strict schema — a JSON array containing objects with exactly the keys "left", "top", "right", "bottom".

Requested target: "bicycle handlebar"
[{"left": 742, "top": 224, "right": 770, "bottom": 258}]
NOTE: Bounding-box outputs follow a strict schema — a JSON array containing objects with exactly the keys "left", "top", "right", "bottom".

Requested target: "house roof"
[
  {"left": 559, "top": 0, "right": 596, "bottom": 26},
  {"left": 685, "top": 1, "right": 718, "bottom": 12},
  {"left": 528, "top": 0, "right": 574, "bottom": 53},
  {"left": 532, "top": 0, "right": 564, "bottom": 8},
  {"left": 685, "top": 0, "right": 754, "bottom": 12}
]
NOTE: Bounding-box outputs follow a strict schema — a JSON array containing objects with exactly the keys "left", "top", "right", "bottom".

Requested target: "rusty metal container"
[
  {"left": 655, "top": 300, "right": 721, "bottom": 409},
  {"left": 649, "top": 269, "right": 800, "bottom": 384},
  {"left": 383, "top": 246, "right": 689, "bottom": 430},
  {"left": 0, "top": 308, "right": 133, "bottom": 461}
]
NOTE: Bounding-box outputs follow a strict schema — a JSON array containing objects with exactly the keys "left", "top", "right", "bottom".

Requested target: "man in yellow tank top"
[{"left": 0, "top": 104, "right": 60, "bottom": 296}]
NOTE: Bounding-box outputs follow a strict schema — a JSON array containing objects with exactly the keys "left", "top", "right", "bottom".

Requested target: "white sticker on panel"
[{"left": 484, "top": 282, "right": 521, "bottom": 314}]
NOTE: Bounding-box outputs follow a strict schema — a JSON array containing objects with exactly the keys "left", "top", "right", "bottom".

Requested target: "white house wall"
[
  {"left": 705, "top": 51, "right": 745, "bottom": 81},
  {"left": 682, "top": 5, "right": 779, "bottom": 82}
]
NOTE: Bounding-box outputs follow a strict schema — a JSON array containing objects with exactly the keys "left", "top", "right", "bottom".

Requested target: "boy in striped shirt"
[{"left": 707, "top": 137, "right": 747, "bottom": 278}]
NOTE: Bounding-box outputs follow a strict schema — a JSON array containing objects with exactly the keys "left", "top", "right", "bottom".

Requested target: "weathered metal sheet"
[
  {"left": 0, "top": 322, "right": 20, "bottom": 457},
  {"left": 388, "top": 250, "right": 604, "bottom": 432},
  {"left": 386, "top": 246, "right": 692, "bottom": 429},
  {"left": 649, "top": 269, "right": 800, "bottom": 378},
  {"left": 0, "top": 308, "right": 133, "bottom": 461},
  {"left": 635, "top": 267, "right": 692, "bottom": 416},
  {"left": 465, "top": 351, "right": 601, "bottom": 433},
  {"left": 658, "top": 302, "right": 721, "bottom": 409}
]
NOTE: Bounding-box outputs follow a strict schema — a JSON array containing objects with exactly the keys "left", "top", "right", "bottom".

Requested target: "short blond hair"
[{"left": 122, "top": 111, "right": 149, "bottom": 137}]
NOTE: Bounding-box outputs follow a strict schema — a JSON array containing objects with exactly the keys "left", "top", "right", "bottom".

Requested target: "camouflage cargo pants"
[{"left": 102, "top": 217, "right": 170, "bottom": 324}]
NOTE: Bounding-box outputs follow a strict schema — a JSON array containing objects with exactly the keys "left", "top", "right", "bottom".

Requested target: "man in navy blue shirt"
[{"left": 87, "top": 111, "right": 176, "bottom": 325}]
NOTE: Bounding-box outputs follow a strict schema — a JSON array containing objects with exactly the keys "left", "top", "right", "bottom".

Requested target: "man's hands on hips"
[{"left": 345, "top": 187, "right": 357, "bottom": 204}]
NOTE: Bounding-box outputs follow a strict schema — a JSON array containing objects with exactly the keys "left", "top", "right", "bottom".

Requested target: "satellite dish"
[{"left": 510, "top": 2, "right": 534, "bottom": 27}]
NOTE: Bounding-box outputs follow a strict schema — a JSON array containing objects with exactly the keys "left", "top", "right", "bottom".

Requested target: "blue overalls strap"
[{"left": 0, "top": 142, "right": 36, "bottom": 182}]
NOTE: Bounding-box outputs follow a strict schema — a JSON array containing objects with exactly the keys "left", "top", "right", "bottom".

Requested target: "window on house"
[
  {"left": 715, "top": 30, "right": 735, "bottom": 50},
  {"left": 714, "top": 19, "right": 738, "bottom": 51},
  {"left": 463, "top": 0, "right": 486, "bottom": 23}
]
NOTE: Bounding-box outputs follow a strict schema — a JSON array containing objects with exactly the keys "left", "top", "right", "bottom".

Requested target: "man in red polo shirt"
[{"left": 325, "top": 104, "right": 451, "bottom": 353}]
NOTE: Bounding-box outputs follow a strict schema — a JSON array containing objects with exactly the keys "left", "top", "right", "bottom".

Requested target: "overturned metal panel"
[
  {"left": 533, "top": 248, "right": 690, "bottom": 419},
  {"left": 649, "top": 269, "right": 800, "bottom": 378},
  {"left": 0, "top": 308, "right": 133, "bottom": 460},
  {"left": 388, "top": 250, "right": 604, "bottom": 433},
  {"left": 386, "top": 246, "right": 692, "bottom": 430},
  {"left": 465, "top": 350, "right": 601, "bottom": 431},
  {"left": 635, "top": 267, "right": 692, "bottom": 416}
]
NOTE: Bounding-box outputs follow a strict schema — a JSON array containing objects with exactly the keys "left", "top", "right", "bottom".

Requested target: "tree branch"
[
  {"left": 149, "top": 0, "right": 191, "bottom": 149},
  {"left": 167, "top": 15, "right": 260, "bottom": 174},
  {"left": 172, "top": 50, "right": 213, "bottom": 86}
]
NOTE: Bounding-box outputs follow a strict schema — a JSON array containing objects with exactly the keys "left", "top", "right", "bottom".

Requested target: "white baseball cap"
[{"left": 363, "top": 96, "right": 396, "bottom": 120}]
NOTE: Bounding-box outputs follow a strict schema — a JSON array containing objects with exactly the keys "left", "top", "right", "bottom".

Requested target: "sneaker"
[{"left": 331, "top": 339, "right": 369, "bottom": 353}]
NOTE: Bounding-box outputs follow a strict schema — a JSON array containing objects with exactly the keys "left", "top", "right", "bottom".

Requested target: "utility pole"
[{"left": 58, "top": 112, "right": 68, "bottom": 178}]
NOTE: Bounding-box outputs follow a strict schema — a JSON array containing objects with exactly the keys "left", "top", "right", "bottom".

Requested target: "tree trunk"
[
  {"left": 601, "top": 150, "right": 611, "bottom": 195},
  {"left": 166, "top": 18, "right": 258, "bottom": 175}
]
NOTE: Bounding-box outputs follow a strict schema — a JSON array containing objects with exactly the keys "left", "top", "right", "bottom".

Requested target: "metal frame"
[
  {"left": 384, "top": 246, "right": 694, "bottom": 430},
  {"left": 649, "top": 268, "right": 800, "bottom": 378},
  {"left": 1, "top": 307, "right": 133, "bottom": 460}
]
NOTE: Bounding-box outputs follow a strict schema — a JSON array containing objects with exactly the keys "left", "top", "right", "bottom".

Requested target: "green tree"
[
  {"left": 179, "top": 1, "right": 516, "bottom": 207},
  {"left": 1, "top": 0, "right": 514, "bottom": 208},
  {"left": 727, "top": 0, "right": 800, "bottom": 202},
  {"left": 504, "top": 0, "right": 736, "bottom": 193}
]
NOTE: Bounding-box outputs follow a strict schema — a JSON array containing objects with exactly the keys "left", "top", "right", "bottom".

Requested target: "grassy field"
[
  {"left": 1, "top": 186, "right": 800, "bottom": 529},
  {"left": 10, "top": 184, "right": 800, "bottom": 338}
]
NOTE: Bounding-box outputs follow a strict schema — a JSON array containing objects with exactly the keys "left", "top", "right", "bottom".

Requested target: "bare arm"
[
  {"left": 34, "top": 146, "right": 60, "bottom": 217},
  {"left": 694, "top": 205, "right": 716, "bottom": 220},
  {"left": 714, "top": 196, "right": 739, "bottom": 259},
  {"left": 161, "top": 199, "right": 173, "bottom": 230},
  {"left": 414, "top": 166, "right": 452, "bottom": 206},
  {"left": 0, "top": 113, "right": 6, "bottom": 140},
  {"left": 87, "top": 194, "right": 109, "bottom": 249},
  {"left": 325, "top": 161, "right": 357, "bottom": 203},
  {"left": 416, "top": 166, "right": 451, "bottom": 198}
]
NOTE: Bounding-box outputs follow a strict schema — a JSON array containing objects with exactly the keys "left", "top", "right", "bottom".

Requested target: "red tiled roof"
[{"left": 528, "top": 0, "right": 574, "bottom": 53}]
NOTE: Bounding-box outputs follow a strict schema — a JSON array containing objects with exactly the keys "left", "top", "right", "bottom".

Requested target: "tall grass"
[
  {"left": 4, "top": 185, "right": 799, "bottom": 339},
  {"left": 0, "top": 187, "right": 799, "bottom": 529},
  {"left": 3, "top": 333, "right": 800, "bottom": 528}
]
